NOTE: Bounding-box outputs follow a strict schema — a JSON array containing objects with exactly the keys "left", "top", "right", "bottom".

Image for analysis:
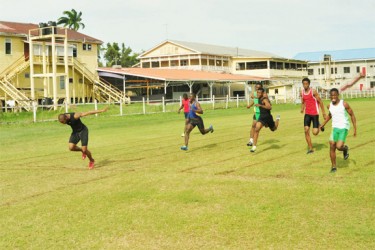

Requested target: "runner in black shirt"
[
  {"left": 58, "top": 107, "right": 108, "bottom": 169},
  {"left": 250, "top": 88, "right": 280, "bottom": 152}
]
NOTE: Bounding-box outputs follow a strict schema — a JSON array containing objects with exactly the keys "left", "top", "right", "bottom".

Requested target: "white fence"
[
  {"left": 1, "top": 90, "right": 374, "bottom": 123},
  {"left": 270, "top": 89, "right": 375, "bottom": 104}
]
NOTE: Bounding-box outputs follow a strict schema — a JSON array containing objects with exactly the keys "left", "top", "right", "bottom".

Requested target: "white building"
[{"left": 294, "top": 48, "right": 375, "bottom": 92}]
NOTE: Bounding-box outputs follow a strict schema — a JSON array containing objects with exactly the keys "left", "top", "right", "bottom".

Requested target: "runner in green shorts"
[
  {"left": 330, "top": 128, "right": 348, "bottom": 143},
  {"left": 320, "top": 88, "right": 357, "bottom": 173}
]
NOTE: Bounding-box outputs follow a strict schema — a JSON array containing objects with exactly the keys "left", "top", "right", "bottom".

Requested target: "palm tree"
[{"left": 57, "top": 9, "right": 85, "bottom": 31}]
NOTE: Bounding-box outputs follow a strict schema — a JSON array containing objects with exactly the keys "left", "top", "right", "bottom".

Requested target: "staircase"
[
  {"left": 0, "top": 56, "right": 32, "bottom": 111},
  {"left": 73, "top": 59, "right": 126, "bottom": 103},
  {"left": 340, "top": 73, "right": 365, "bottom": 92}
]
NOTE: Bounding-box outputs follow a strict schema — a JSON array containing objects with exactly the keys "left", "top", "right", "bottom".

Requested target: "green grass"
[{"left": 0, "top": 99, "right": 374, "bottom": 249}]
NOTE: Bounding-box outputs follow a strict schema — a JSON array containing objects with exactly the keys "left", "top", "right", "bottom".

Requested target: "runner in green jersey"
[{"left": 247, "top": 83, "right": 266, "bottom": 146}]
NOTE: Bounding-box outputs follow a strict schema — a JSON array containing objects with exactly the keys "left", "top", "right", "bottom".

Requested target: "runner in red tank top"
[
  {"left": 300, "top": 78, "right": 327, "bottom": 154},
  {"left": 178, "top": 93, "right": 190, "bottom": 137}
]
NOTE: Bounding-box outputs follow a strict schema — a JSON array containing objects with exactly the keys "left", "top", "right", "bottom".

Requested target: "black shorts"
[
  {"left": 304, "top": 114, "right": 319, "bottom": 128},
  {"left": 258, "top": 114, "right": 275, "bottom": 129},
  {"left": 189, "top": 117, "right": 205, "bottom": 131},
  {"left": 69, "top": 127, "right": 89, "bottom": 146},
  {"left": 184, "top": 112, "right": 189, "bottom": 119}
]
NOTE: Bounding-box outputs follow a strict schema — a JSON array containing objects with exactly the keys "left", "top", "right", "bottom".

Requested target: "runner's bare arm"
[
  {"left": 313, "top": 89, "right": 327, "bottom": 119},
  {"left": 344, "top": 101, "right": 357, "bottom": 137},
  {"left": 75, "top": 107, "right": 109, "bottom": 118}
]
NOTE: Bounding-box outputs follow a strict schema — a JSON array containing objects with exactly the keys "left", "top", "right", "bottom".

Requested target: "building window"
[
  {"left": 82, "top": 43, "right": 92, "bottom": 51},
  {"left": 180, "top": 60, "right": 188, "bottom": 66},
  {"left": 73, "top": 45, "right": 77, "bottom": 57},
  {"left": 60, "top": 76, "right": 65, "bottom": 89},
  {"left": 69, "top": 78, "right": 73, "bottom": 83},
  {"left": 308, "top": 69, "right": 314, "bottom": 75},
  {"left": 25, "top": 73, "right": 30, "bottom": 78},
  {"left": 270, "top": 61, "right": 284, "bottom": 70},
  {"left": 321, "top": 68, "right": 325, "bottom": 75},
  {"left": 246, "top": 61, "right": 267, "bottom": 70},
  {"left": 371, "top": 81, "right": 375, "bottom": 88},
  {"left": 142, "top": 62, "right": 150, "bottom": 68},
  {"left": 5, "top": 38, "right": 11, "bottom": 54},
  {"left": 275, "top": 89, "right": 278, "bottom": 94},
  {"left": 356, "top": 66, "right": 360, "bottom": 73},
  {"left": 151, "top": 61, "right": 160, "bottom": 67},
  {"left": 344, "top": 67, "right": 350, "bottom": 73},
  {"left": 236, "top": 63, "right": 245, "bottom": 70}
]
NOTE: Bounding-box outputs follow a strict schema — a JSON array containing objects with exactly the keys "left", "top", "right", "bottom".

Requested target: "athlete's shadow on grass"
[
  {"left": 255, "top": 139, "right": 282, "bottom": 154},
  {"left": 188, "top": 143, "right": 218, "bottom": 152},
  {"left": 94, "top": 159, "right": 116, "bottom": 168},
  {"left": 313, "top": 143, "right": 328, "bottom": 151},
  {"left": 337, "top": 158, "right": 356, "bottom": 169}
]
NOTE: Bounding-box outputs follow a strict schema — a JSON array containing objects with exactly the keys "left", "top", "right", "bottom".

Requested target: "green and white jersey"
[
  {"left": 253, "top": 91, "right": 260, "bottom": 114},
  {"left": 329, "top": 100, "right": 350, "bottom": 130}
]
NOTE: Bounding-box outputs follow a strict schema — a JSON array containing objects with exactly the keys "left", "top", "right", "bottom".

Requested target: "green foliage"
[
  {"left": 57, "top": 9, "right": 85, "bottom": 31},
  {"left": 0, "top": 100, "right": 374, "bottom": 248},
  {"left": 103, "top": 42, "right": 139, "bottom": 67}
]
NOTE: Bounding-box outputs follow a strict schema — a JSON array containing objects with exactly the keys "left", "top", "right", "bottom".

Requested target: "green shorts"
[{"left": 330, "top": 128, "right": 348, "bottom": 142}]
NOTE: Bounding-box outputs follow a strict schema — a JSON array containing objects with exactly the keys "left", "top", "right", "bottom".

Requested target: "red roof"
[
  {"left": 98, "top": 67, "right": 266, "bottom": 82},
  {"left": 0, "top": 21, "right": 102, "bottom": 44}
]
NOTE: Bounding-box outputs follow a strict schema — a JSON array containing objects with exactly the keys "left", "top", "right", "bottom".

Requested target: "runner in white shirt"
[{"left": 320, "top": 88, "right": 357, "bottom": 173}]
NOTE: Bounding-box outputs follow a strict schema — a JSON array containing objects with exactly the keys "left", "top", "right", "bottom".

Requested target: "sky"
[{"left": 1, "top": 0, "right": 374, "bottom": 58}]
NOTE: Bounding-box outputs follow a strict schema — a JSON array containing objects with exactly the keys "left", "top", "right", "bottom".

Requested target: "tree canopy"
[
  {"left": 57, "top": 9, "right": 85, "bottom": 31},
  {"left": 103, "top": 42, "right": 140, "bottom": 67}
]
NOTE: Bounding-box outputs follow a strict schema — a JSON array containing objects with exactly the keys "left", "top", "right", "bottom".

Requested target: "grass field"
[{"left": 1, "top": 99, "right": 374, "bottom": 249}]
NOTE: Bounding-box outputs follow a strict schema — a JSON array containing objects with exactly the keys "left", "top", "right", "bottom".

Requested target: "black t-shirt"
[
  {"left": 66, "top": 113, "right": 86, "bottom": 133},
  {"left": 259, "top": 97, "right": 271, "bottom": 116}
]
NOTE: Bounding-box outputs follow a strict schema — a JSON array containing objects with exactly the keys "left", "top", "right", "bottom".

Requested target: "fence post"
[
  {"left": 94, "top": 99, "right": 98, "bottom": 116},
  {"left": 65, "top": 101, "right": 68, "bottom": 113},
  {"left": 236, "top": 94, "right": 239, "bottom": 108},
  {"left": 162, "top": 96, "right": 165, "bottom": 112},
  {"left": 142, "top": 97, "right": 146, "bottom": 114},
  {"left": 350, "top": 90, "right": 353, "bottom": 99},
  {"left": 120, "top": 100, "right": 123, "bottom": 116},
  {"left": 33, "top": 101, "right": 37, "bottom": 123},
  {"left": 226, "top": 95, "right": 229, "bottom": 109},
  {"left": 212, "top": 95, "right": 215, "bottom": 110},
  {"left": 179, "top": 95, "right": 182, "bottom": 106}
]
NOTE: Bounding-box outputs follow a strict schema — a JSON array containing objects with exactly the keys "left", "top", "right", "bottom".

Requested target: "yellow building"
[
  {"left": 0, "top": 21, "right": 123, "bottom": 111},
  {"left": 136, "top": 40, "right": 308, "bottom": 101}
]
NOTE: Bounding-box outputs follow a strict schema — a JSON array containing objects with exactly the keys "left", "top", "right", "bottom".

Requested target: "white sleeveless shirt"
[{"left": 329, "top": 100, "right": 350, "bottom": 130}]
